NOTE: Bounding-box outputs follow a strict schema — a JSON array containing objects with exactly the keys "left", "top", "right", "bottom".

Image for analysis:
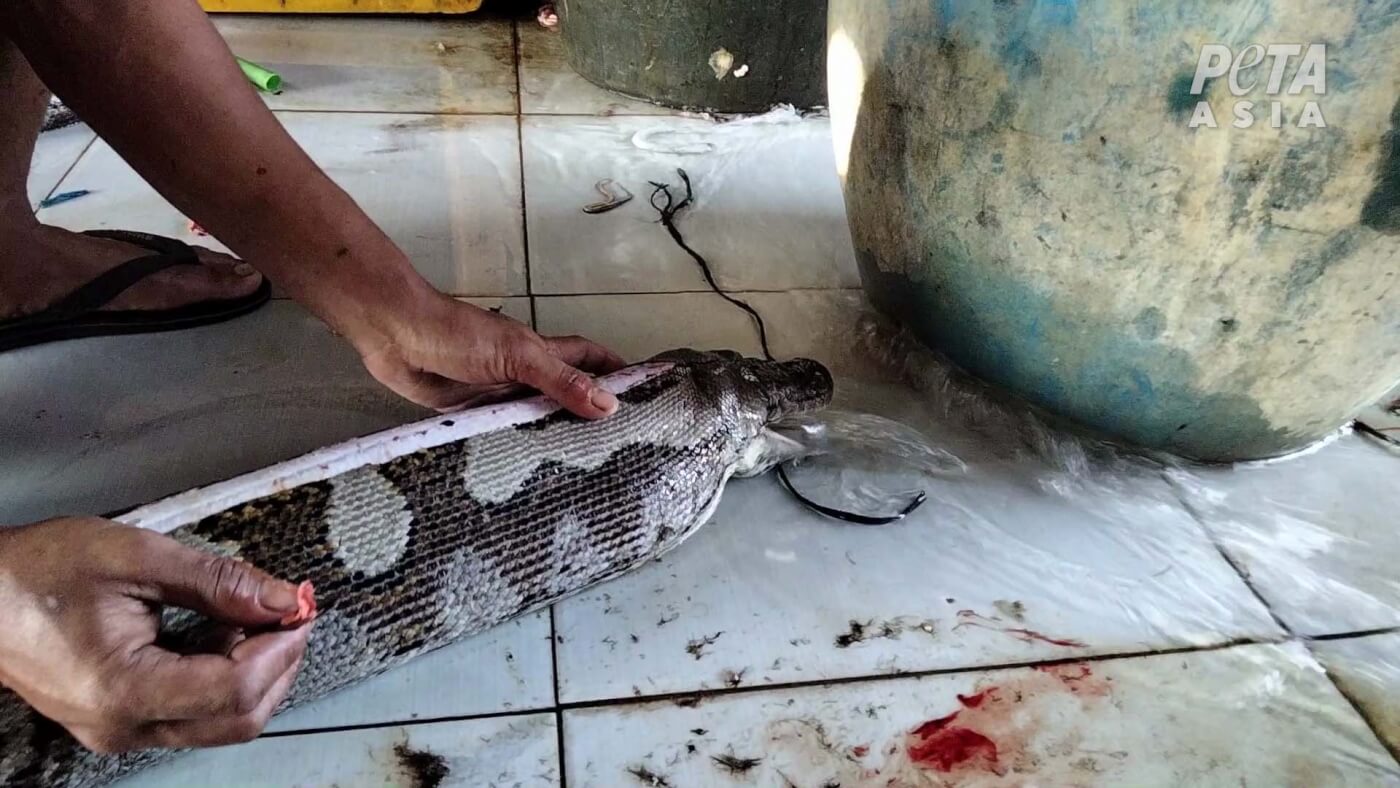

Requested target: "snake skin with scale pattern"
[{"left": 0, "top": 350, "right": 833, "bottom": 787}]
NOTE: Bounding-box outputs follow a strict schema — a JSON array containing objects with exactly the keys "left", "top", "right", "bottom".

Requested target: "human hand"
[
  {"left": 349, "top": 291, "right": 627, "bottom": 417},
  {"left": 0, "top": 517, "right": 312, "bottom": 753}
]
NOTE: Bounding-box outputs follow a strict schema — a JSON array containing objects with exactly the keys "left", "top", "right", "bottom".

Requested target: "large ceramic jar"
[
  {"left": 829, "top": 0, "right": 1398, "bottom": 461},
  {"left": 559, "top": 0, "right": 827, "bottom": 112}
]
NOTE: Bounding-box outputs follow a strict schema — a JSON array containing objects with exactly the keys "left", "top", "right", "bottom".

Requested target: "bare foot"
[{"left": 0, "top": 224, "right": 263, "bottom": 321}]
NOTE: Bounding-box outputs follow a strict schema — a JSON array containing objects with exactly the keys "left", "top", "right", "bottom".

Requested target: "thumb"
[
  {"left": 120, "top": 530, "right": 302, "bottom": 628},
  {"left": 513, "top": 344, "right": 619, "bottom": 419}
]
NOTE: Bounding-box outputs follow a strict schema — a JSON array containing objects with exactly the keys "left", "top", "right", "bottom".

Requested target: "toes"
[
  {"left": 117, "top": 249, "right": 263, "bottom": 310},
  {"left": 189, "top": 247, "right": 264, "bottom": 297}
]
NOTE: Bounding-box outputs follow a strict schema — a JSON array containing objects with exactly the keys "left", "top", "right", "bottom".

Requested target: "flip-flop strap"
[{"left": 10, "top": 231, "right": 199, "bottom": 328}]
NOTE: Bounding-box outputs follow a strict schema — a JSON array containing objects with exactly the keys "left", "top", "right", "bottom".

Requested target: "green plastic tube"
[{"left": 236, "top": 56, "right": 282, "bottom": 93}]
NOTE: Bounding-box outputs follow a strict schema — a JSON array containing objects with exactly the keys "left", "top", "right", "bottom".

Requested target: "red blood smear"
[
  {"left": 909, "top": 726, "right": 999, "bottom": 772},
  {"left": 1037, "top": 663, "right": 1093, "bottom": 681},
  {"left": 911, "top": 710, "right": 961, "bottom": 738},
  {"left": 852, "top": 745, "right": 870, "bottom": 757},
  {"left": 957, "top": 690, "right": 991, "bottom": 708},
  {"left": 1005, "top": 628, "right": 1087, "bottom": 648},
  {"left": 279, "top": 581, "right": 317, "bottom": 627}
]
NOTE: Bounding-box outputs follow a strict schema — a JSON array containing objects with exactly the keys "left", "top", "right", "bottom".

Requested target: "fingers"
[
  {"left": 544, "top": 335, "right": 627, "bottom": 375},
  {"left": 106, "top": 528, "right": 301, "bottom": 628},
  {"left": 369, "top": 363, "right": 525, "bottom": 413},
  {"left": 509, "top": 342, "right": 619, "bottom": 420},
  {"left": 125, "top": 625, "right": 311, "bottom": 723},
  {"left": 144, "top": 647, "right": 303, "bottom": 749}
]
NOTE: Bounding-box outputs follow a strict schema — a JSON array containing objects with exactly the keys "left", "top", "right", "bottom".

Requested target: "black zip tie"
[{"left": 648, "top": 168, "right": 928, "bottom": 526}]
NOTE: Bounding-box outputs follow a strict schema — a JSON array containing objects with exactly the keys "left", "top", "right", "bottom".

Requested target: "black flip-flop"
[{"left": 0, "top": 229, "right": 272, "bottom": 353}]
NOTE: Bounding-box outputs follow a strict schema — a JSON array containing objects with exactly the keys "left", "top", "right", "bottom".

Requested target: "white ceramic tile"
[
  {"left": 1166, "top": 436, "right": 1400, "bottom": 637},
  {"left": 214, "top": 16, "right": 517, "bottom": 114},
  {"left": 38, "top": 113, "right": 526, "bottom": 296},
  {"left": 564, "top": 643, "right": 1398, "bottom": 788},
  {"left": 1314, "top": 632, "right": 1400, "bottom": 755},
  {"left": 517, "top": 23, "right": 673, "bottom": 116},
  {"left": 0, "top": 297, "right": 524, "bottom": 524},
  {"left": 268, "top": 613, "right": 553, "bottom": 732},
  {"left": 535, "top": 292, "right": 766, "bottom": 363},
  {"left": 124, "top": 713, "right": 559, "bottom": 787},
  {"left": 539, "top": 292, "right": 1279, "bottom": 703},
  {"left": 27, "top": 123, "right": 95, "bottom": 210},
  {"left": 523, "top": 114, "right": 859, "bottom": 294}
]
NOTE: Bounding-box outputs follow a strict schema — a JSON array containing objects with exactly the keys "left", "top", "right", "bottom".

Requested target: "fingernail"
[
  {"left": 279, "top": 581, "right": 318, "bottom": 627},
  {"left": 233, "top": 263, "right": 256, "bottom": 277},
  {"left": 590, "top": 388, "right": 618, "bottom": 414},
  {"left": 260, "top": 580, "right": 299, "bottom": 613}
]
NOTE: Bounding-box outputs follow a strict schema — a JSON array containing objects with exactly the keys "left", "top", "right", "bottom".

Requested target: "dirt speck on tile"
[
  {"left": 834, "top": 618, "right": 937, "bottom": 648},
  {"left": 685, "top": 631, "right": 723, "bottom": 660},
  {"left": 393, "top": 742, "right": 450, "bottom": 788},
  {"left": 626, "top": 764, "right": 672, "bottom": 787},
  {"left": 993, "top": 599, "right": 1027, "bottom": 621},
  {"left": 722, "top": 668, "right": 748, "bottom": 688},
  {"left": 711, "top": 753, "right": 763, "bottom": 774}
]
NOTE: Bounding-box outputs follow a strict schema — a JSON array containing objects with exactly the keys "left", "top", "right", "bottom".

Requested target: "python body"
[{"left": 0, "top": 350, "right": 833, "bottom": 787}]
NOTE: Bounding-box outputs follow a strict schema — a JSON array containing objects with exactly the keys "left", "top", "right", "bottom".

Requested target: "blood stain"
[
  {"left": 957, "top": 690, "right": 992, "bottom": 708},
  {"left": 908, "top": 723, "right": 999, "bottom": 773},
  {"left": 954, "top": 610, "right": 1086, "bottom": 648}
]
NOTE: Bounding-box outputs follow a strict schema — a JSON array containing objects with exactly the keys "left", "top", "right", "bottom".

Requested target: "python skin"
[{"left": 0, "top": 350, "right": 833, "bottom": 787}]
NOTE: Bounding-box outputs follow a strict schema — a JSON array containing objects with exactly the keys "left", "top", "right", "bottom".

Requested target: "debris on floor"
[
  {"left": 581, "top": 178, "right": 634, "bottom": 214},
  {"left": 393, "top": 742, "right": 451, "bottom": 788},
  {"left": 37, "top": 189, "right": 91, "bottom": 209}
]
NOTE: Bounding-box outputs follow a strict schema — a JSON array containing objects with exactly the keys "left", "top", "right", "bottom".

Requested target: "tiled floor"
[{"left": 13, "top": 12, "right": 1400, "bottom": 787}]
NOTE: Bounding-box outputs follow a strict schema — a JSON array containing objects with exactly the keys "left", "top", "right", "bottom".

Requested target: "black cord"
[
  {"left": 648, "top": 171, "right": 773, "bottom": 358},
  {"left": 1355, "top": 420, "right": 1400, "bottom": 449},
  {"left": 648, "top": 168, "right": 927, "bottom": 526}
]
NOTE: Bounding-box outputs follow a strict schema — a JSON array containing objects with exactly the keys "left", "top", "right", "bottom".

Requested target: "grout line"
[
  {"left": 531, "top": 286, "right": 866, "bottom": 298},
  {"left": 1160, "top": 471, "right": 1296, "bottom": 637},
  {"left": 547, "top": 606, "right": 564, "bottom": 707},
  {"left": 265, "top": 635, "right": 1289, "bottom": 741},
  {"left": 267, "top": 107, "right": 693, "bottom": 120},
  {"left": 527, "top": 22, "right": 559, "bottom": 776},
  {"left": 1162, "top": 472, "right": 1399, "bottom": 763},
  {"left": 270, "top": 285, "right": 858, "bottom": 303},
  {"left": 511, "top": 19, "right": 534, "bottom": 311},
  {"left": 1314, "top": 661, "right": 1400, "bottom": 767},
  {"left": 552, "top": 636, "right": 1285, "bottom": 713},
  {"left": 1309, "top": 625, "right": 1400, "bottom": 642},
  {"left": 33, "top": 131, "right": 98, "bottom": 213},
  {"left": 260, "top": 704, "right": 556, "bottom": 739},
  {"left": 271, "top": 108, "right": 521, "bottom": 117},
  {"left": 555, "top": 708, "right": 570, "bottom": 788}
]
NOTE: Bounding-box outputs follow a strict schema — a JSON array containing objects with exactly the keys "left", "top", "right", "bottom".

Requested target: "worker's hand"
[
  {"left": 349, "top": 292, "right": 626, "bottom": 417},
  {"left": 0, "top": 517, "right": 312, "bottom": 753}
]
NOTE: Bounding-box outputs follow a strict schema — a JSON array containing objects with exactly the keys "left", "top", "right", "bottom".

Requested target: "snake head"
[{"left": 650, "top": 349, "right": 834, "bottom": 424}]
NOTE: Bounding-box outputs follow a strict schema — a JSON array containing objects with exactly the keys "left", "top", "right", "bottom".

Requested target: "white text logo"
[{"left": 1188, "top": 44, "right": 1327, "bottom": 129}]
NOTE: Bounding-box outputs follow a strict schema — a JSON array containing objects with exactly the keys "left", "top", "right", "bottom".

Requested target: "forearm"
[{"left": 1, "top": 0, "right": 436, "bottom": 339}]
